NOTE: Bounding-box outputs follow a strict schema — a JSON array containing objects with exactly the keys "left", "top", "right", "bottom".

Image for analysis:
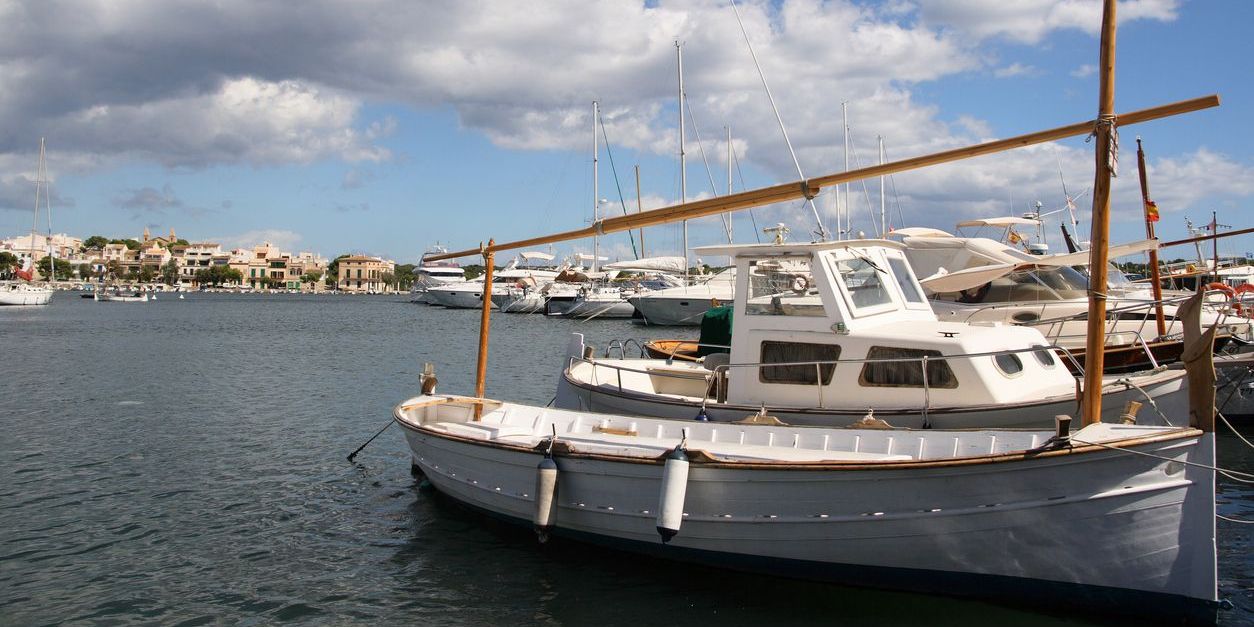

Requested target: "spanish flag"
[
  {"left": 1008, "top": 229, "right": 1023, "bottom": 244},
  {"left": 1145, "top": 200, "right": 1160, "bottom": 223}
]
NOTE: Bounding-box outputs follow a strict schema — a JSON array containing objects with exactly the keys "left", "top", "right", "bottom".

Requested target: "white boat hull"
[
  {"left": 0, "top": 284, "right": 53, "bottom": 306},
  {"left": 395, "top": 396, "right": 1217, "bottom": 620},
  {"left": 427, "top": 286, "right": 496, "bottom": 309},
  {"left": 629, "top": 286, "right": 734, "bottom": 326},
  {"left": 562, "top": 298, "right": 637, "bottom": 319}
]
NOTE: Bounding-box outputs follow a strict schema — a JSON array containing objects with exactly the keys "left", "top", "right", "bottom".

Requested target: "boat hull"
[
  {"left": 0, "top": 285, "right": 53, "bottom": 306},
  {"left": 396, "top": 400, "right": 1216, "bottom": 620}
]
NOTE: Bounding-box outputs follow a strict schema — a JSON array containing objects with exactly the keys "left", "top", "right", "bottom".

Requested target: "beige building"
[{"left": 338, "top": 256, "right": 394, "bottom": 293}]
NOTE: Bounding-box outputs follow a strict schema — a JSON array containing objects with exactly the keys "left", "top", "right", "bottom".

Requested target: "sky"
[{"left": 0, "top": 0, "right": 1250, "bottom": 265}]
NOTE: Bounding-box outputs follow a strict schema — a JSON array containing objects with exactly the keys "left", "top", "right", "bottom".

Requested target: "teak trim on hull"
[{"left": 392, "top": 395, "right": 1203, "bottom": 472}]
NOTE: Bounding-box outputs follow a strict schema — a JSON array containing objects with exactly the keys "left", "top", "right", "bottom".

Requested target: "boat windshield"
[
  {"left": 744, "top": 256, "right": 825, "bottom": 316},
  {"left": 936, "top": 265, "right": 1089, "bottom": 304}
]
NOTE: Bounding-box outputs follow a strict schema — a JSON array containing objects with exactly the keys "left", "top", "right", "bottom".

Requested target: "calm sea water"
[{"left": 1, "top": 293, "right": 1250, "bottom": 626}]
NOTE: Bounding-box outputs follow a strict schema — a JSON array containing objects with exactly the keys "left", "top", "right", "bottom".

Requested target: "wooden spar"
[
  {"left": 1081, "top": 0, "right": 1117, "bottom": 427},
  {"left": 424, "top": 95, "right": 1219, "bottom": 262},
  {"left": 473, "top": 239, "right": 495, "bottom": 418},
  {"left": 1160, "top": 225, "right": 1254, "bottom": 248},
  {"left": 1135, "top": 137, "right": 1167, "bottom": 338}
]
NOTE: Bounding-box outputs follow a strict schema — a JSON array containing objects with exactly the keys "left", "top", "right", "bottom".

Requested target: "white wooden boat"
[
  {"left": 394, "top": 393, "right": 1216, "bottom": 618},
  {"left": 95, "top": 290, "right": 149, "bottom": 302},
  {"left": 0, "top": 281, "right": 54, "bottom": 306},
  {"left": 556, "top": 240, "right": 1188, "bottom": 429},
  {"left": 392, "top": 13, "right": 1223, "bottom": 615}
]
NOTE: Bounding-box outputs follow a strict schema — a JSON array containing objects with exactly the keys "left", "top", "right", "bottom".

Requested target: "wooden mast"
[
  {"left": 473, "top": 239, "right": 495, "bottom": 417},
  {"left": 425, "top": 95, "right": 1217, "bottom": 263},
  {"left": 1135, "top": 137, "right": 1167, "bottom": 337},
  {"left": 1081, "top": 0, "right": 1118, "bottom": 427}
]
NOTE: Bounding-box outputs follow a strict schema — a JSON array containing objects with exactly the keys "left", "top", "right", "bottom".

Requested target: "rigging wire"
[
  {"left": 730, "top": 142, "right": 762, "bottom": 243},
  {"left": 683, "top": 95, "right": 734, "bottom": 243},
  {"left": 597, "top": 112, "right": 640, "bottom": 259},
  {"left": 729, "top": 0, "right": 826, "bottom": 241}
]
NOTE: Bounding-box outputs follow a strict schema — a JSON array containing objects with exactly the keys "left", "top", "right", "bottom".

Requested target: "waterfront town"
[{"left": 0, "top": 226, "right": 402, "bottom": 293}]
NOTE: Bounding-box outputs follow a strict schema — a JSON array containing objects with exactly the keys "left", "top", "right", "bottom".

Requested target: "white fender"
[
  {"left": 655, "top": 445, "right": 689, "bottom": 543},
  {"left": 533, "top": 456, "right": 558, "bottom": 542}
]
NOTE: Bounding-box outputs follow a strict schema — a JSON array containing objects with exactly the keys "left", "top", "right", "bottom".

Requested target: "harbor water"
[{"left": 1, "top": 294, "right": 1250, "bottom": 625}]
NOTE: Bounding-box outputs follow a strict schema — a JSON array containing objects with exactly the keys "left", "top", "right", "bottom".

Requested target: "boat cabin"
[{"left": 691, "top": 240, "right": 1074, "bottom": 410}]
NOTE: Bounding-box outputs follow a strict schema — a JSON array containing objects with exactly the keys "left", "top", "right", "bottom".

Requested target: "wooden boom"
[{"left": 425, "top": 94, "right": 1219, "bottom": 261}]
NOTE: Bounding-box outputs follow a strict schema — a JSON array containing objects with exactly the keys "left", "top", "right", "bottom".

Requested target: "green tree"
[
  {"left": 326, "top": 254, "right": 350, "bottom": 279},
  {"left": 324, "top": 273, "right": 338, "bottom": 289},
  {"left": 82, "top": 235, "right": 109, "bottom": 250},
  {"left": 110, "top": 238, "right": 142, "bottom": 250},
  {"left": 195, "top": 265, "right": 243, "bottom": 287},
  {"left": 77, "top": 263, "right": 92, "bottom": 279},
  {"left": 380, "top": 272, "right": 396, "bottom": 290},
  {"left": 0, "top": 251, "right": 16, "bottom": 276},
  {"left": 161, "top": 259, "right": 180, "bottom": 285},
  {"left": 139, "top": 266, "right": 156, "bottom": 283},
  {"left": 105, "top": 260, "right": 122, "bottom": 280},
  {"left": 464, "top": 264, "right": 486, "bottom": 280},
  {"left": 36, "top": 257, "right": 74, "bottom": 280},
  {"left": 301, "top": 270, "right": 323, "bottom": 285},
  {"left": 394, "top": 264, "right": 416, "bottom": 290}
]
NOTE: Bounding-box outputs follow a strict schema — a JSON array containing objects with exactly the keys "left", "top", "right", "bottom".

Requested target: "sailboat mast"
[
  {"left": 1135, "top": 137, "right": 1167, "bottom": 337},
  {"left": 677, "top": 41, "right": 688, "bottom": 280},
  {"left": 878, "top": 135, "right": 886, "bottom": 237},
  {"left": 635, "top": 165, "right": 645, "bottom": 258},
  {"left": 592, "top": 100, "right": 599, "bottom": 273},
  {"left": 842, "top": 102, "right": 852, "bottom": 239},
  {"left": 1081, "top": 0, "right": 1118, "bottom": 426}
]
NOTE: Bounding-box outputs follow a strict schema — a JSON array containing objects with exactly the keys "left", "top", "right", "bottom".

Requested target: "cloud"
[
  {"left": 215, "top": 228, "right": 304, "bottom": 252},
  {"left": 913, "top": 0, "right": 1179, "bottom": 44},
  {"left": 332, "top": 202, "right": 369, "bottom": 213},
  {"left": 111, "top": 183, "right": 212, "bottom": 218},
  {"left": 341, "top": 168, "right": 373, "bottom": 190},
  {"left": 993, "top": 63, "right": 1038, "bottom": 78},
  {"left": 1070, "top": 64, "right": 1096, "bottom": 78}
]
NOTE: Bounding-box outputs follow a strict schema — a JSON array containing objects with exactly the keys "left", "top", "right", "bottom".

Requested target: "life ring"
[
  {"left": 1206, "top": 282, "right": 1241, "bottom": 315},
  {"left": 790, "top": 275, "right": 808, "bottom": 294},
  {"left": 1230, "top": 283, "right": 1253, "bottom": 316}
]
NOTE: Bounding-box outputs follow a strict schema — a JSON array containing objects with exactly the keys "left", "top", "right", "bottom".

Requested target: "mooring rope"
[{"left": 1113, "top": 376, "right": 1174, "bottom": 426}]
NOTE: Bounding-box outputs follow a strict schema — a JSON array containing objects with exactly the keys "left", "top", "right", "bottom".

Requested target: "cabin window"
[
  {"left": 744, "top": 257, "right": 825, "bottom": 317},
  {"left": 887, "top": 256, "right": 925, "bottom": 304},
  {"left": 832, "top": 256, "right": 893, "bottom": 311},
  {"left": 993, "top": 353, "right": 1024, "bottom": 376},
  {"left": 759, "top": 341, "right": 841, "bottom": 385},
  {"left": 859, "top": 346, "right": 957, "bottom": 388},
  {"left": 1030, "top": 344, "right": 1057, "bottom": 368}
]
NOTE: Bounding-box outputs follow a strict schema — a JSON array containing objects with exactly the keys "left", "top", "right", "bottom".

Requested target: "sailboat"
[
  {"left": 391, "top": 4, "right": 1222, "bottom": 619},
  {"left": 1, "top": 139, "right": 56, "bottom": 306}
]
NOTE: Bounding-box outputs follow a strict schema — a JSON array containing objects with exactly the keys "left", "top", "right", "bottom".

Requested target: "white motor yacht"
[
  {"left": 628, "top": 267, "right": 736, "bottom": 326},
  {"left": 556, "top": 239, "right": 1188, "bottom": 429}
]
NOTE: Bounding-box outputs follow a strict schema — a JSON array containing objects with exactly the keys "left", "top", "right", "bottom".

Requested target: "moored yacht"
[{"left": 555, "top": 239, "right": 1187, "bottom": 429}]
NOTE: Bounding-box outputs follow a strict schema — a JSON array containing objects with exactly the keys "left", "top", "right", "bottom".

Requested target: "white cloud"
[
  {"left": 215, "top": 228, "right": 304, "bottom": 252},
  {"left": 1071, "top": 64, "right": 1097, "bottom": 78},
  {"left": 913, "top": 0, "right": 1179, "bottom": 44},
  {"left": 993, "top": 63, "right": 1038, "bottom": 78}
]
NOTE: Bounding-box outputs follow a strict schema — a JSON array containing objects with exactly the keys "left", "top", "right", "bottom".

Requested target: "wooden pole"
[
  {"left": 424, "top": 95, "right": 1218, "bottom": 263},
  {"left": 473, "top": 239, "right": 495, "bottom": 417},
  {"left": 1135, "top": 137, "right": 1167, "bottom": 337},
  {"left": 1160, "top": 226, "right": 1254, "bottom": 248},
  {"left": 1081, "top": 0, "right": 1118, "bottom": 427}
]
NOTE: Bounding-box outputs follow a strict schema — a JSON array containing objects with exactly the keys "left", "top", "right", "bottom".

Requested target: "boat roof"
[
  {"left": 602, "top": 256, "right": 686, "bottom": 273},
  {"left": 693, "top": 239, "right": 906, "bottom": 257},
  {"left": 956, "top": 216, "right": 1041, "bottom": 228},
  {"left": 888, "top": 227, "right": 953, "bottom": 238}
]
